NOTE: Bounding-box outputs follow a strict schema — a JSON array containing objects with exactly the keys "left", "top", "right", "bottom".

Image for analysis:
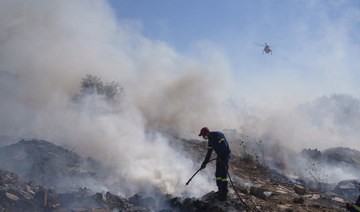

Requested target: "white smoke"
[
  {"left": 1, "top": 0, "right": 360, "bottom": 197},
  {"left": 0, "top": 0, "right": 230, "bottom": 197}
]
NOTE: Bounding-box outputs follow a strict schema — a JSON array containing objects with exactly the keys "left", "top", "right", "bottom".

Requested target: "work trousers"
[
  {"left": 215, "top": 154, "right": 230, "bottom": 192},
  {"left": 349, "top": 205, "right": 360, "bottom": 212}
]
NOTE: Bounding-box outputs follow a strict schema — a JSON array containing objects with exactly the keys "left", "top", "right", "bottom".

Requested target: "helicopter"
[{"left": 254, "top": 42, "right": 275, "bottom": 55}]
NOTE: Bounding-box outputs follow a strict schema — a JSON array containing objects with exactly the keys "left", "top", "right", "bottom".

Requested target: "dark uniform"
[{"left": 202, "top": 131, "right": 231, "bottom": 199}]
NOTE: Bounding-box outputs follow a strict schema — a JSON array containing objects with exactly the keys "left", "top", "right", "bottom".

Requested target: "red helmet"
[{"left": 199, "top": 127, "right": 209, "bottom": 136}]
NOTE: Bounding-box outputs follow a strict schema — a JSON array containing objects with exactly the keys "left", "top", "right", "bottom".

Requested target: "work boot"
[
  {"left": 215, "top": 190, "right": 222, "bottom": 198},
  {"left": 218, "top": 189, "right": 228, "bottom": 201},
  {"left": 215, "top": 187, "right": 223, "bottom": 197}
]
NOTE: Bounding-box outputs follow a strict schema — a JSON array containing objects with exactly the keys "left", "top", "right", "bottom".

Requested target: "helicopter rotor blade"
[
  {"left": 253, "top": 42, "right": 265, "bottom": 46},
  {"left": 267, "top": 43, "right": 280, "bottom": 47}
]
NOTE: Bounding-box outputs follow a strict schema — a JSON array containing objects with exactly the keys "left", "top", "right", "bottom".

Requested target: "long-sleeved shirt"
[{"left": 203, "top": 131, "right": 231, "bottom": 164}]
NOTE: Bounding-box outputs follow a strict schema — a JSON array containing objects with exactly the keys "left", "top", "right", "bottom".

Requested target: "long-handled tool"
[
  {"left": 185, "top": 168, "right": 201, "bottom": 186},
  {"left": 185, "top": 158, "right": 216, "bottom": 186}
]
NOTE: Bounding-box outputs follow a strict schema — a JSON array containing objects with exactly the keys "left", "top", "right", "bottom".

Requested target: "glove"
[{"left": 200, "top": 162, "right": 207, "bottom": 170}]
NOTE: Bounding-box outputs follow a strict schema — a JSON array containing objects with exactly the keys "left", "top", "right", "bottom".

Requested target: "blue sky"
[
  {"left": 108, "top": 0, "right": 360, "bottom": 106},
  {"left": 108, "top": 0, "right": 360, "bottom": 53}
]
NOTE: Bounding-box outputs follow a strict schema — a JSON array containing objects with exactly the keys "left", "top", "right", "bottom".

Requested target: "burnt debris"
[{"left": 0, "top": 138, "right": 358, "bottom": 211}]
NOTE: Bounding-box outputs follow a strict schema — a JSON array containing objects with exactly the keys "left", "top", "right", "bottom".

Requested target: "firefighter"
[{"left": 199, "top": 127, "right": 231, "bottom": 201}]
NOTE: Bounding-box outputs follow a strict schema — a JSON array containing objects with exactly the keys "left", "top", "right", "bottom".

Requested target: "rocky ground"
[
  {"left": 0, "top": 137, "right": 359, "bottom": 211},
  {"left": 175, "top": 139, "right": 352, "bottom": 212}
]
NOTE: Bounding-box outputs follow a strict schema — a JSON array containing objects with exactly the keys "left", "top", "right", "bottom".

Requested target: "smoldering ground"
[{"left": 1, "top": 0, "right": 360, "bottom": 199}]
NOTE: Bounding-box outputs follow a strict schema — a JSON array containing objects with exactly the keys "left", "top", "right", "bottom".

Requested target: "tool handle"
[
  {"left": 185, "top": 158, "right": 216, "bottom": 186},
  {"left": 185, "top": 168, "right": 201, "bottom": 185}
]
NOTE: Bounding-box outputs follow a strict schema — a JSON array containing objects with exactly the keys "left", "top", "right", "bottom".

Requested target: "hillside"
[{"left": 0, "top": 138, "right": 358, "bottom": 211}]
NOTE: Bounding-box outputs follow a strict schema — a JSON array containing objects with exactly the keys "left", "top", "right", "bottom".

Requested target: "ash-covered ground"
[{"left": 0, "top": 135, "right": 359, "bottom": 212}]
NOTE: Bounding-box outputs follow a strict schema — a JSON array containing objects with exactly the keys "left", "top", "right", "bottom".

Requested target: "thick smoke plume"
[
  {"left": 0, "top": 0, "right": 233, "bottom": 197},
  {"left": 1, "top": 0, "right": 360, "bottom": 197}
]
